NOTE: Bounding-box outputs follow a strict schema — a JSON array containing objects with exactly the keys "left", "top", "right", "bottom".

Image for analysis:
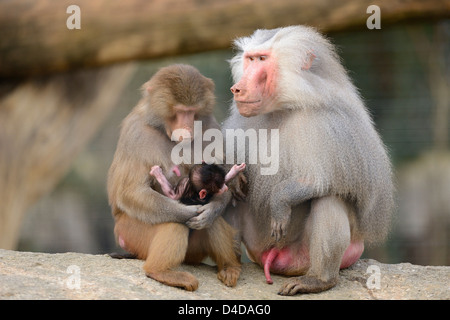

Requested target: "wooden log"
[{"left": 0, "top": 0, "right": 449, "bottom": 78}]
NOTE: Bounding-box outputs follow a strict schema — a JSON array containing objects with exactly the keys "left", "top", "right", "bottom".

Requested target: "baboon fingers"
[{"left": 277, "top": 276, "right": 338, "bottom": 295}]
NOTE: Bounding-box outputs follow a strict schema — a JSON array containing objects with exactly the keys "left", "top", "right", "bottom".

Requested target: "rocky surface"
[{"left": 0, "top": 249, "right": 448, "bottom": 300}]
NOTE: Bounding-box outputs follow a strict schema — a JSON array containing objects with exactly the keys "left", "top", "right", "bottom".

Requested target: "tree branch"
[{"left": 0, "top": 0, "right": 449, "bottom": 78}]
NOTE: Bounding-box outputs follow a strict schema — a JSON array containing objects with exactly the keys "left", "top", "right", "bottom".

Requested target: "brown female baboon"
[{"left": 108, "top": 64, "right": 240, "bottom": 291}]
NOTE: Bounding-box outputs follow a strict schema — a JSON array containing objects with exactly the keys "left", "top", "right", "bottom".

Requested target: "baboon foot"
[
  {"left": 108, "top": 252, "right": 137, "bottom": 259},
  {"left": 217, "top": 265, "right": 241, "bottom": 287},
  {"left": 278, "top": 275, "right": 337, "bottom": 295},
  {"left": 146, "top": 270, "right": 199, "bottom": 291}
]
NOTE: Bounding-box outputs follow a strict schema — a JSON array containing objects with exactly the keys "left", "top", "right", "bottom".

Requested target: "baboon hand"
[
  {"left": 186, "top": 199, "right": 226, "bottom": 229},
  {"left": 185, "top": 202, "right": 216, "bottom": 229},
  {"left": 228, "top": 171, "right": 248, "bottom": 202},
  {"left": 149, "top": 165, "right": 163, "bottom": 177},
  {"left": 179, "top": 205, "right": 202, "bottom": 223},
  {"left": 270, "top": 214, "right": 290, "bottom": 242}
]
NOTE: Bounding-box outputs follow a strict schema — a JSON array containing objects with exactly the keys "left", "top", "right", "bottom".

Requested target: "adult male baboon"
[{"left": 220, "top": 26, "right": 394, "bottom": 294}]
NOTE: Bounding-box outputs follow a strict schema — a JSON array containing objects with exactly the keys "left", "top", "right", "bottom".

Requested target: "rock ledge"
[{"left": 0, "top": 249, "right": 448, "bottom": 300}]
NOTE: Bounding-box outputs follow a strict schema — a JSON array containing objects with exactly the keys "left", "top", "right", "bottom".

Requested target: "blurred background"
[{"left": 1, "top": 1, "right": 449, "bottom": 266}]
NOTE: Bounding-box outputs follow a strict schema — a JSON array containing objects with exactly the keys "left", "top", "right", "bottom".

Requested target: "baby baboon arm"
[
  {"left": 117, "top": 179, "right": 199, "bottom": 225},
  {"left": 270, "top": 178, "right": 317, "bottom": 241},
  {"left": 224, "top": 163, "right": 246, "bottom": 183},
  {"left": 223, "top": 164, "right": 248, "bottom": 202},
  {"left": 149, "top": 165, "right": 179, "bottom": 200}
]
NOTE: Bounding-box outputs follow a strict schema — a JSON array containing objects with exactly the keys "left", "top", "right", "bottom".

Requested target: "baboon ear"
[
  {"left": 199, "top": 189, "right": 207, "bottom": 199},
  {"left": 301, "top": 51, "right": 316, "bottom": 71},
  {"left": 205, "top": 77, "right": 215, "bottom": 91},
  {"left": 141, "top": 81, "right": 153, "bottom": 96}
]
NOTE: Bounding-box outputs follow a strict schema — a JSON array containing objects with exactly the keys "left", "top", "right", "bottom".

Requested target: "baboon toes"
[
  {"left": 278, "top": 275, "right": 338, "bottom": 295},
  {"left": 182, "top": 278, "right": 199, "bottom": 291},
  {"left": 146, "top": 271, "right": 199, "bottom": 291},
  {"left": 217, "top": 266, "right": 241, "bottom": 287}
]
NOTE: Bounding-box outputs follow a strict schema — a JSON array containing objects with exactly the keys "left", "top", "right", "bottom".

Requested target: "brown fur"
[{"left": 108, "top": 64, "right": 241, "bottom": 290}]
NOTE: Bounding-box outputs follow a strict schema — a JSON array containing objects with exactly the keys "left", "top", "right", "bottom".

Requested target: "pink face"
[
  {"left": 165, "top": 104, "right": 198, "bottom": 142},
  {"left": 230, "top": 51, "right": 277, "bottom": 117}
]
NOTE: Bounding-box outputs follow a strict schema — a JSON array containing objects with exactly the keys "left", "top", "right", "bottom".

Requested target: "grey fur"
[
  {"left": 223, "top": 26, "right": 394, "bottom": 293},
  {"left": 226, "top": 25, "right": 394, "bottom": 243}
]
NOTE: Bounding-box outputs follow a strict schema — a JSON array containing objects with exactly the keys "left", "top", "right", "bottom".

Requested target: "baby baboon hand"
[
  {"left": 149, "top": 165, "right": 163, "bottom": 177},
  {"left": 230, "top": 163, "right": 246, "bottom": 176}
]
